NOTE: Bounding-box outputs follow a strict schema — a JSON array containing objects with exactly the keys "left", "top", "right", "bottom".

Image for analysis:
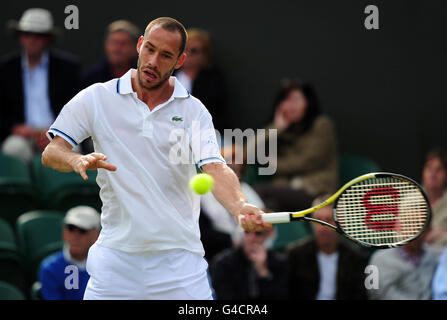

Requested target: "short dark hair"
[
  {"left": 270, "top": 79, "right": 322, "bottom": 133},
  {"left": 144, "top": 17, "right": 187, "bottom": 56}
]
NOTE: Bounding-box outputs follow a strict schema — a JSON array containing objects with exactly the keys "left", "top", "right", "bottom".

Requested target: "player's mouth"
[{"left": 142, "top": 69, "right": 158, "bottom": 81}]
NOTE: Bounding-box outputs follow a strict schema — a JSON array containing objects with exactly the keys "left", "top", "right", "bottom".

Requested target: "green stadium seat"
[
  {"left": 0, "top": 249, "right": 24, "bottom": 289},
  {"left": 0, "top": 218, "right": 24, "bottom": 288},
  {"left": 31, "top": 155, "right": 102, "bottom": 212},
  {"left": 338, "top": 153, "right": 381, "bottom": 186},
  {"left": 0, "top": 281, "right": 25, "bottom": 300},
  {"left": 0, "top": 153, "right": 39, "bottom": 227},
  {"left": 0, "top": 217, "right": 17, "bottom": 247},
  {"left": 16, "top": 211, "right": 64, "bottom": 285},
  {"left": 272, "top": 222, "right": 313, "bottom": 254}
]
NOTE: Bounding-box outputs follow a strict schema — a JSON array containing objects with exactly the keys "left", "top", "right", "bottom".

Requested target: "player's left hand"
[
  {"left": 71, "top": 152, "right": 117, "bottom": 180},
  {"left": 237, "top": 203, "right": 272, "bottom": 233}
]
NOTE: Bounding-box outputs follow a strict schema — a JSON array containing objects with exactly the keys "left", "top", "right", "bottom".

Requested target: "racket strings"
[{"left": 335, "top": 177, "right": 429, "bottom": 246}]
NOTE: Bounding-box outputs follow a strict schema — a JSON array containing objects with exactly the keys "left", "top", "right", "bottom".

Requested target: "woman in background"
[{"left": 252, "top": 79, "right": 338, "bottom": 212}]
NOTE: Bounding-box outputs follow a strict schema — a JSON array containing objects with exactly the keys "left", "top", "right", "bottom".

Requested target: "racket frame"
[
  {"left": 248, "top": 172, "right": 432, "bottom": 249},
  {"left": 332, "top": 172, "right": 431, "bottom": 248}
]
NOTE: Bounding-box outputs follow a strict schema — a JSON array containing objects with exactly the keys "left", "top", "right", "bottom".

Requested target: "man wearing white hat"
[
  {"left": 38, "top": 206, "right": 101, "bottom": 300},
  {"left": 0, "top": 8, "right": 81, "bottom": 163}
]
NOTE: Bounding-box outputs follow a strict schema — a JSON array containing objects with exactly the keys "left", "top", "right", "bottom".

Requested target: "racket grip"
[{"left": 238, "top": 212, "right": 291, "bottom": 225}]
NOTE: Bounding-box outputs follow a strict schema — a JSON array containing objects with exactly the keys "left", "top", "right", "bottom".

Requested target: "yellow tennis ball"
[{"left": 189, "top": 173, "right": 214, "bottom": 195}]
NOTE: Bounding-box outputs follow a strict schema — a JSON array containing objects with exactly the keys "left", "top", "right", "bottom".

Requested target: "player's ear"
[
  {"left": 136, "top": 36, "right": 144, "bottom": 54},
  {"left": 175, "top": 52, "right": 186, "bottom": 69}
]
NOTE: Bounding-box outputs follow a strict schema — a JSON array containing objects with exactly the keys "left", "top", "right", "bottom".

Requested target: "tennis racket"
[{"left": 240, "top": 172, "right": 431, "bottom": 248}]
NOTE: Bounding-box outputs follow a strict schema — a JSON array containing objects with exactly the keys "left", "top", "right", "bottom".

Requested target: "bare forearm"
[
  {"left": 202, "top": 162, "right": 247, "bottom": 216},
  {"left": 201, "top": 162, "right": 271, "bottom": 232},
  {"left": 42, "top": 136, "right": 116, "bottom": 180},
  {"left": 42, "top": 142, "right": 79, "bottom": 172}
]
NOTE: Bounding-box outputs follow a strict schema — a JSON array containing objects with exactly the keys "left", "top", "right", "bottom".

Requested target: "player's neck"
[{"left": 131, "top": 69, "right": 174, "bottom": 111}]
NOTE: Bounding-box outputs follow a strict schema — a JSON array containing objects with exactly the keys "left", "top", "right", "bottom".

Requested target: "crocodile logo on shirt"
[{"left": 172, "top": 116, "right": 183, "bottom": 122}]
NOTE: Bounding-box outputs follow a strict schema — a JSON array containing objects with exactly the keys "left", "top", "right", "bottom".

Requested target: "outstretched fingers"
[
  {"left": 89, "top": 153, "right": 108, "bottom": 161},
  {"left": 77, "top": 161, "right": 89, "bottom": 181},
  {"left": 75, "top": 153, "right": 117, "bottom": 180},
  {"left": 88, "top": 153, "right": 117, "bottom": 171},
  {"left": 96, "top": 160, "right": 117, "bottom": 172}
]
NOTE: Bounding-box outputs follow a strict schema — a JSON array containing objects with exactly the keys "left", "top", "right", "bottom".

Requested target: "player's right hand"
[
  {"left": 238, "top": 203, "right": 273, "bottom": 233},
  {"left": 71, "top": 153, "right": 117, "bottom": 180}
]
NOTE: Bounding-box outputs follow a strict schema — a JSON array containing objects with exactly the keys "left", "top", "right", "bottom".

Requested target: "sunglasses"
[{"left": 65, "top": 224, "right": 88, "bottom": 234}]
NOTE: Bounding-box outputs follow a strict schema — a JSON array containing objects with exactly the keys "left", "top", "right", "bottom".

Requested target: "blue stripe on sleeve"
[
  {"left": 48, "top": 128, "right": 78, "bottom": 146},
  {"left": 197, "top": 157, "right": 226, "bottom": 169}
]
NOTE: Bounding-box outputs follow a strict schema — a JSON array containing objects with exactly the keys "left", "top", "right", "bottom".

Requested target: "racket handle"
[{"left": 238, "top": 212, "right": 291, "bottom": 225}]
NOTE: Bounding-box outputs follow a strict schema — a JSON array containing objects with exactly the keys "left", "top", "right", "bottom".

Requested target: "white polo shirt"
[{"left": 47, "top": 69, "right": 225, "bottom": 256}]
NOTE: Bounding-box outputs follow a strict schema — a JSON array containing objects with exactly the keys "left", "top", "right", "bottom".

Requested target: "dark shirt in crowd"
[
  {"left": 174, "top": 68, "right": 229, "bottom": 133},
  {"left": 199, "top": 211, "right": 233, "bottom": 263},
  {"left": 0, "top": 49, "right": 80, "bottom": 142},
  {"left": 287, "top": 237, "right": 368, "bottom": 300},
  {"left": 209, "top": 246, "right": 288, "bottom": 300},
  {"left": 82, "top": 58, "right": 137, "bottom": 89}
]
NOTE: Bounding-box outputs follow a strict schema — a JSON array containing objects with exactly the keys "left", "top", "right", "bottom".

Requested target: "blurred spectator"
[
  {"left": 81, "top": 20, "right": 140, "bottom": 154},
  {"left": 432, "top": 244, "right": 447, "bottom": 299},
  {"left": 200, "top": 144, "right": 265, "bottom": 261},
  {"left": 174, "top": 28, "right": 229, "bottom": 133},
  {"left": 39, "top": 206, "right": 100, "bottom": 300},
  {"left": 422, "top": 147, "right": 447, "bottom": 246},
  {"left": 251, "top": 79, "right": 338, "bottom": 213},
  {"left": 209, "top": 227, "right": 287, "bottom": 300},
  {"left": 0, "top": 8, "right": 81, "bottom": 163},
  {"left": 82, "top": 20, "right": 140, "bottom": 87},
  {"left": 287, "top": 197, "right": 368, "bottom": 300},
  {"left": 368, "top": 228, "right": 441, "bottom": 300}
]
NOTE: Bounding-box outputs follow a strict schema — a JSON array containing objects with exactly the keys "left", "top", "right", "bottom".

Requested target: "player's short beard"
[{"left": 137, "top": 57, "right": 175, "bottom": 91}]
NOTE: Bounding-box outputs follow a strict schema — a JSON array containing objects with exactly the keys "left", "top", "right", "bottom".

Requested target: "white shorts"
[{"left": 83, "top": 242, "right": 213, "bottom": 300}]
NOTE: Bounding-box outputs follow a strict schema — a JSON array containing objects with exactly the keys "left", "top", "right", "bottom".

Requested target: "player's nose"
[{"left": 146, "top": 54, "right": 159, "bottom": 68}]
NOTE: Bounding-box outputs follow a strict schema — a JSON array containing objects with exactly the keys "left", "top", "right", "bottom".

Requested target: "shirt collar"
[
  {"left": 117, "top": 68, "right": 190, "bottom": 99},
  {"left": 116, "top": 69, "right": 134, "bottom": 94},
  {"left": 172, "top": 76, "right": 190, "bottom": 99}
]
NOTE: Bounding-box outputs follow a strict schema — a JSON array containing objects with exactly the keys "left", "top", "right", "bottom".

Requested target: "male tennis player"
[{"left": 42, "top": 17, "right": 271, "bottom": 299}]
